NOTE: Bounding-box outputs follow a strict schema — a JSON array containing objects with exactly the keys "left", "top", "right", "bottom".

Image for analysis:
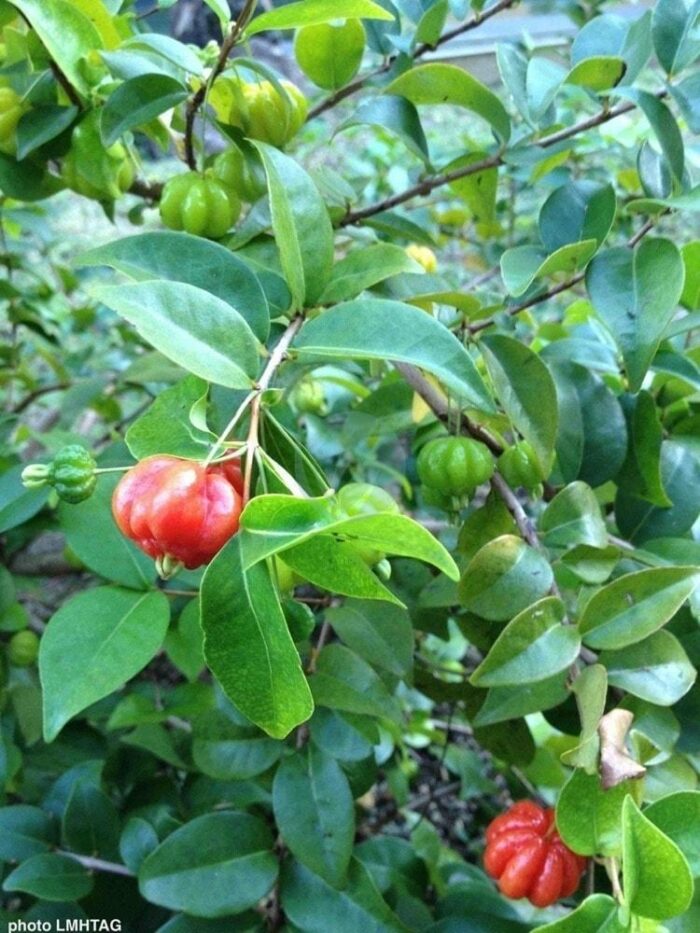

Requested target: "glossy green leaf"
[
  {"left": 297, "top": 298, "right": 493, "bottom": 412},
  {"left": 310, "top": 644, "right": 402, "bottom": 723},
  {"left": 561, "top": 664, "right": 608, "bottom": 771},
  {"left": 325, "top": 600, "right": 413, "bottom": 676},
  {"left": 579, "top": 566, "right": 700, "bottom": 650},
  {"left": 652, "top": 0, "right": 700, "bottom": 75},
  {"left": 93, "top": 281, "right": 260, "bottom": 388},
  {"left": 0, "top": 464, "right": 49, "bottom": 534},
  {"left": 0, "top": 805, "right": 56, "bottom": 861},
  {"left": 501, "top": 240, "right": 598, "bottom": 297},
  {"left": 192, "top": 711, "right": 282, "bottom": 780},
  {"left": 680, "top": 241, "right": 700, "bottom": 309},
  {"left": 78, "top": 232, "right": 270, "bottom": 341},
  {"left": 617, "top": 390, "right": 671, "bottom": 508},
  {"left": 481, "top": 334, "right": 558, "bottom": 472},
  {"left": 100, "top": 74, "right": 187, "bottom": 146},
  {"left": 565, "top": 56, "right": 626, "bottom": 91},
  {"left": 40, "top": 588, "right": 170, "bottom": 742},
  {"left": 531, "top": 894, "right": 625, "bottom": 932},
  {"left": 62, "top": 782, "right": 120, "bottom": 858},
  {"left": 557, "top": 769, "right": 633, "bottom": 856},
  {"left": 471, "top": 597, "right": 579, "bottom": 687},
  {"left": 540, "top": 482, "right": 608, "bottom": 549},
  {"left": 16, "top": 105, "right": 78, "bottom": 160},
  {"left": 617, "top": 88, "right": 685, "bottom": 181},
  {"left": 280, "top": 857, "right": 407, "bottom": 932},
  {"left": 645, "top": 791, "right": 700, "bottom": 876},
  {"left": 126, "top": 375, "right": 210, "bottom": 460},
  {"left": 571, "top": 10, "right": 652, "bottom": 85},
  {"left": 385, "top": 62, "right": 510, "bottom": 142},
  {"left": 8, "top": 0, "right": 102, "bottom": 95},
  {"left": 246, "top": 0, "right": 393, "bottom": 36},
  {"left": 622, "top": 796, "right": 694, "bottom": 920},
  {"left": 273, "top": 745, "right": 355, "bottom": 887},
  {"left": 337, "top": 97, "right": 430, "bottom": 166},
  {"left": 164, "top": 599, "right": 205, "bottom": 682},
  {"left": 445, "top": 152, "right": 498, "bottom": 224},
  {"left": 239, "top": 493, "right": 459, "bottom": 581},
  {"left": 254, "top": 142, "right": 333, "bottom": 310},
  {"left": 319, "top": 244, "right": 422, "bottom": 304},
  {"left": 139, "top": 812, "right": 278, "bottom": 918},
  {"left": 586, "top": 239, "right": 685, "bottom": 391},
  {"left": 539, "top": 182, "right": 616, "bottom": 252},
  {"left": 201, "top": 536, "right": 313, "bottom": 739},
  {"left": 473, "top": 672, "right": 568, "bottom": 726},
  {"left": 459, "top": 535, "right": 554, "bottom": 622},
  {"left": 2, "top": 855, "right": 91, "bottom": 905},
  {"left": 202, "top": 0, "right": 230, "bottom": 31},
  {"left": 600, "top": 630, "right": 696, "bottom": 705}
]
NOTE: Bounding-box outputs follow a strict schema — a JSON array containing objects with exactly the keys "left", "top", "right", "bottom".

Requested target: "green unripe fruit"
[
  {"left": 61, "top": 112, "right": 134, "bottom": 201},
  {"left": 212, "top": 145, "right": 266, "bottom": 203},
  {"left": 160, "top": 171, "right": 241, "bottom": 239},
  {"left": 212, "top": 76, "right": 307, "bottom": 148},
  {"left": 8, "top": 630, "right": 39, "bottom": 667},
  {"left": 417, "top": 436, "right": 495, "bottom": 498},
  {"left": 0, "top": 86, "right": 26, "bottom": 154},
  {"left": 49, "top": 445, "right": 97, "bottom": 504},
  {"left": 497, "top": 441, "right": 544, "bottom": 492},
  {"left": 337, "top": 482, "right": 399, "bottom": 566},
  {"left": 294, "top": 19, "right": 365, "bottom": 90},
  {"left": 290, "top": 378, "right": 327, "bottom": 415}
]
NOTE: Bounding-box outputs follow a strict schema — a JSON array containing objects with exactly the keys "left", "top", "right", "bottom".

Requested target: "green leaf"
[
  {"left": 139, "top": 812, "right": 278, "bottom": 918},
  {"left": 100, "top": 74, "right": 188, "bottom": 146},
  {"left": 239, "top": 493, "right": 459, "bottom": 581},
  {"left": 2, "top": 853, "right": 94, "bottom": 902},
  {"left": 202, "top": 0, "right": 230, "bottom": 32},
  {"left": 652, "top": 0, "right": 700, "bottom": 75},
  {"left": 16, "top": 105, "right": 78, "bottom": 160},
  {"left": 501, "top": 240, "right": 598, "bottom": 297},
  {"left": 557, "top": 769, "right": 633, "bottom": 856},
  {"left": 622, "top": 796, "right": 694, "bottom": 920},
  {"left": 473, "top": 672, "right": 568, "bottom": 726},
  {"left": 470, "top": 597, "right": 580, "bottom": 687},
  {"left": 645, "top": 791, "right": 700, "bottom": 876},
  {"left": 273, "top": 745, "right": 355, "bottom": 887},
  {"left": 200, "top": 536, "right": 313, "bottom": 739},
  {"left": 445, "top": 152, "right": 498, "bottom": 224},
  {"left": 120, "top": 818, "right": 159, "bottom": 874},
  {"left": 600, "top": 630, "right": 696, "bottom": 705},
  {"left": 617, "top": 390, "right": 671, "bottom": 507},
  {"left": 280, "top": 857, "right": 407, "bottom": 932},
  {"left": 481, "top": 334, "right": 558, "bottom": 472},
  {"left": 7, "top": 0, "right": 101, "bottom": 95},
  {"left": 459, "top": 535, "right": 554, "bottom": 622},
  {"left": 385, "top": 63, "right": 510, "bottom": 143},
  {"left": 78, "top": 231, "right": 270, "bottom": 342},
  {"left": 680, "top": 241, "right": 700, "bottom": 309},
  {"left": 539, "top": 182, "right": 617, "bottom": 252},
  {"left": 93, "top": 281, "right": 260, "bottom": 389},
  {"left": 254, "top": 143, "right": 333, "bottom": 310},
  {"left": 58, "top": 468, "right": 156, "bottom": 590},
  {"left": 310, "top": 709, "right": 377, "bottom": 762},
  {"left": 295, "top": 299, "right": 494, "bottom": 412},
  {"left": 246, "top": 0, "right": 393, "bottom": 37},
  {"left": 0, "top": 464, "right": 49, "bottom": 533},
  {"left": 319, "top": 244, "right": 422, "bottom": 305},
  {"left": 192, "top": 711, "right": 283, "bottom": 780},
  {"left": 310, "top": 644, "right": 402, "bottom": 723},
  {"left": 325, "top": 600, "right": 413, "bottom": 676},
  {"left": 561, "top": 664, "right": 608, "bottom": 771},
  {"left": 615, "top": 440, "right": 700, "bottom": 543},
  {"left": 565, "top": 56, "right": 626, "bottom": 91},
  {"left": 540, "top": 482, "right": 608, "bottom": 549},
  {"left": 164, "top": 599, "right": 205, "bottom": 682},
  {"left": 586, "top": 239, "right": 685, "bottom": 391},
  {"left": 40, "top": 588, "right": 169, "bottom": 742},
  {"left": 579, "top": 566, "right": 700, "bottom": 650},
  {"left": 0, "top": 805, "right": 56, "bottom": 861},
  {"left": 337, "top": 97, "right": 430, "bottom": 166},
  {"left": 62, "top": 782, "right": 120, "bottom": 858},
  {"left": 126, "top": 375, "right": 211, "bottom": 460},
  {"left": 616, "top": 88, "right": 685, "bottom": 181},
  {"left": 531, "top": 894, "right": 625, "bottom": 932}
]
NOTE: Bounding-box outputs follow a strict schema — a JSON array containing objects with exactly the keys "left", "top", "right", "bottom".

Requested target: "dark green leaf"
[
  {"left": 101, "top": 75, "right": 187, "bottom": 146},
  {"left": 3, "top": 853, "right": 93, "bottom": 902}
]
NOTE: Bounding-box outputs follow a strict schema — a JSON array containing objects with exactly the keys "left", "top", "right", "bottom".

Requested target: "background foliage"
[{"left": 1, "top": 0, "right": 700, "bottom": 929}]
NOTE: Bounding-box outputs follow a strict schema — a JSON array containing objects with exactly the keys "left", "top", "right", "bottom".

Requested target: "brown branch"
[
  {"left": 341, "top": 96, "right": 657, "bottom": 227},
  {"left": 308, "top": 0, "right": 519, "bottom": 120},
  {"left": 183, "top": 0, "right": 258, "bottom": 170},
  {"left": 11, "top": 382, "right": 70, "bottom": 414},
  {"left": 128, "top": 177, "right": 164, "bottom": 201}
]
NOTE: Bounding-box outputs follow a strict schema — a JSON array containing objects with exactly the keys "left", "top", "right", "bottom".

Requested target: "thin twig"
[
  {"left": 56, "top": 850, "right": 134, "bottom": 878},
  {"left": 184, "top": 0, "right": 258, "bottom": 170},
  {"left": 308, "top": 0, "right": 519, "bottom": 120},
  {"left": 11, "top": 382, "right": 71, "bottom": 414},
  {"left": 243, "top": 316, "right": 304, "bottom": 503}
]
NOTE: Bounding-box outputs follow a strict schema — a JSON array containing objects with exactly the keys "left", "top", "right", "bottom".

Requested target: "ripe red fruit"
[
  {"left": 112, "top": 456, "right": 243, "bottom": 574},
  {"left": 483, "top": 801, "right": 586, "bottom": 908}
]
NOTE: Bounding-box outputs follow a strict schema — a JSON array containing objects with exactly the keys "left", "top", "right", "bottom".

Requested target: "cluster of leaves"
[{"left": 1, "top": 0, "right": 700, "bottom": 929}]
